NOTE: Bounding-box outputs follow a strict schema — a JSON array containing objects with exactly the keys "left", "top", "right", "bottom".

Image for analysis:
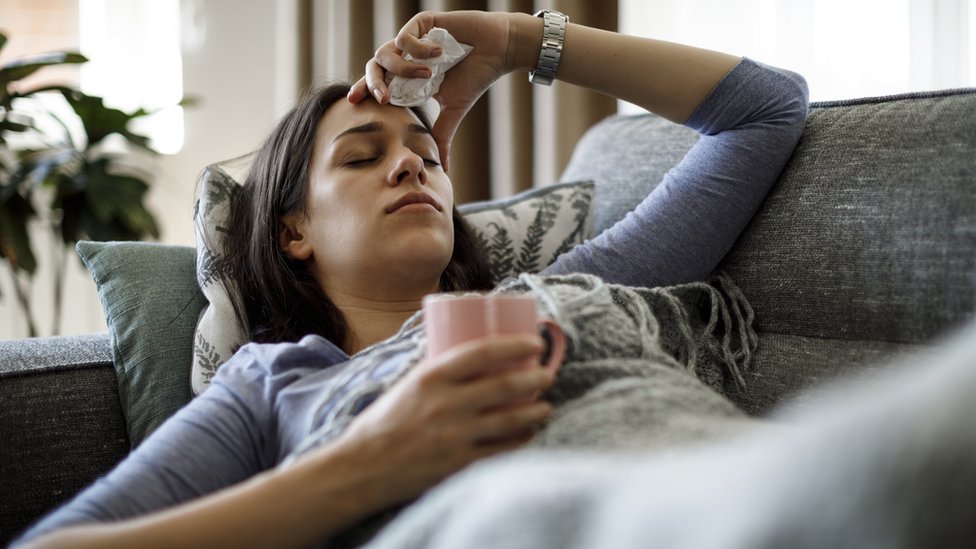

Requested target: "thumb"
[{"left": 431, "top": 101, "right": 470, "bottom": 174}]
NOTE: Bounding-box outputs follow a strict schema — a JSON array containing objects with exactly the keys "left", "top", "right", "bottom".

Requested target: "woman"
[{"left": 16, "top": 10, "right": 807, "bottom": 548}]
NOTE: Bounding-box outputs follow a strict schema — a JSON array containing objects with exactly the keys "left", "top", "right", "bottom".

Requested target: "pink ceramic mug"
[{"left": 423, "top": 293, "right": 566, "bottom": 376}]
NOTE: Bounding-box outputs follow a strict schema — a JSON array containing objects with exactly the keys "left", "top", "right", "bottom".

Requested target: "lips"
[{"left": 385, "top": 191, "right": 444, "bottom": 214}]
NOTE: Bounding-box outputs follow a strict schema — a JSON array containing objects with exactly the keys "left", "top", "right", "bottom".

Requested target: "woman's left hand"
[{"left": 348, "top": 10, "right": 528, "bottom": 170}]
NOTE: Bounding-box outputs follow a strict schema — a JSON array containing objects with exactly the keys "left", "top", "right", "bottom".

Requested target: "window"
[
  {"left": 79, "top": 0, "right": 183, "bottom": 153},
  {"left": 619, "top": 0, "right": 973, "bottom": 110}
]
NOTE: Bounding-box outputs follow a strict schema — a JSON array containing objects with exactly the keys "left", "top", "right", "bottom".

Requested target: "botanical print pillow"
[
  {"left": 458, "top": 180, "right": 595, "bottom": 285},
  {"left": 190, "top": 166, "right": 595, "bottom": 394},
  {"left": 191, "top": 165, "right": 244, "bottom": 395}
]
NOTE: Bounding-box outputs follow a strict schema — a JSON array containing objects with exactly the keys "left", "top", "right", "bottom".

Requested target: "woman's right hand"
[
  {"left": 328, "top": 333, "right": 555, "bottom": 508},
  {"left": 348, "top": 10, "right": 536, "bottom": 170}
]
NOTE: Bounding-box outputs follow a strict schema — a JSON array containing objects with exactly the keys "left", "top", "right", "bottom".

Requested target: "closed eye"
[{"left": 345, "top": 158, "right": 377, "bottom": 167}]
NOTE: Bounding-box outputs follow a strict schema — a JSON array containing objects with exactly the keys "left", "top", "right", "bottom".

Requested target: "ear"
[{"left": 279, "top": 212, "right": 313, "bottom": 260}]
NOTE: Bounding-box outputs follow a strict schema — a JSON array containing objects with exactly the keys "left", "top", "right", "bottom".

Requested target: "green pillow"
[{"left": 76, "top": 240, "right": 206, "bottom": 447}]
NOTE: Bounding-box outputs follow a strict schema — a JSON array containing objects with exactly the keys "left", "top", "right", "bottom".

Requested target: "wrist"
[
  {"left": 510, "top": 12, "right": 545, "bottom": 73},
  {"left": 272, "top": 438, "right": 385, "bottom": 539}
]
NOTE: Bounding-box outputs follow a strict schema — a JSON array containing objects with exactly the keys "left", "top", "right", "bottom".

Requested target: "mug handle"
[{"left": 538, "top": 318, "right": 566, "bottom": 374}]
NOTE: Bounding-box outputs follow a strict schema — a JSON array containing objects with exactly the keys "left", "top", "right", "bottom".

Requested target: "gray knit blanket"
[{"left": 286, "top": 272, "right": 761, "bottom": 547}]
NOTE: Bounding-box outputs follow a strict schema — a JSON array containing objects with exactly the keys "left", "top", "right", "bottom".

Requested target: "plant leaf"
[
  {"left": 0, "top": 52, "right": 87, "bottom": 87},
  {"left": 17, "top": 147, "right": 81, "bottom": 189},
  {"left": 99, "top": 173, "right": 159, "bottom": 238},
  {"left": 9, "top": 84, "right": 75, "bottom": 99},
  {"left": 52, "top": 160, "right": 159, "bottom": 245},
  {"left": 57, "top": 89, "right": 154, "bottom": 150},
  {"left": 0, "top": 187, "right": 37, "bottom": 274}
]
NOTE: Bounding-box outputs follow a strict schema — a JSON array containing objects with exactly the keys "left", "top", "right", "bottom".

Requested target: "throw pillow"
[
  {"left": 76, "top": 240, "right": 206, "bottom": 447},
  {"left": 191, "top": 165, "right": 244, "bottom": 396},
  {"left": 190, "top": 164, "right": 595, "bottom": 394},
  {"left": 458, "top": 180, "right": 595, "bottom": 285}
]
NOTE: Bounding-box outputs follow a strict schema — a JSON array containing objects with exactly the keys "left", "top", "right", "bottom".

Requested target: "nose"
[{"left": 387, "top": 147, "right": 427, "bottom": 186}]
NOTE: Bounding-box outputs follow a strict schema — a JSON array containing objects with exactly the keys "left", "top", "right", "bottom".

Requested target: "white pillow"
[{"left": 191, "top": 164, "right": 594, "bottom": 394}]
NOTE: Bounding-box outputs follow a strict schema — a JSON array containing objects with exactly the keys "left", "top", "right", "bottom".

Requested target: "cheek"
[
  {"left": 437, "top": 177, "right": 454, "bottom": 209},
  {"left": 304, "top": 184, "right": 373, "bottom": 255}
]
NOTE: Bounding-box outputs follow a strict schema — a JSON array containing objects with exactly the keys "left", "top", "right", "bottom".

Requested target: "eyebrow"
[{"left": 332, "top": 121, "right": 431, "bottom": 143}]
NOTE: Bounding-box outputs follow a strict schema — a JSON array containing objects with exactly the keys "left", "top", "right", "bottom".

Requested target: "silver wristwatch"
[{"left": 528, "top": 9, "right": 569, "bottom": 86}]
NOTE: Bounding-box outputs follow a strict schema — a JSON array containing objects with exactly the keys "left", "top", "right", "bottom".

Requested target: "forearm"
[
  {"left": 20, "top": 439, "right": 376, "bottom": 549},
  {"left": 544, "top": 58, "right": 809, "bottom": 287},
  {"left": 511, "top": 12, "right": 741, "bottom": 124}
]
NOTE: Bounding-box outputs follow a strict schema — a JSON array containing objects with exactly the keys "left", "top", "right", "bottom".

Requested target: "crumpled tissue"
[{"left": 387, "top": 28, "right": 473, "bottom": 107}]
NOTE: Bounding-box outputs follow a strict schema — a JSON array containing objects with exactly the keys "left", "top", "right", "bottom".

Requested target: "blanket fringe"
[
  {"left": 676, "top": 272, "right": 757, "bottom": 390},
  {"left": 505, "top": 271, "right": 757, "bottom": 392}
]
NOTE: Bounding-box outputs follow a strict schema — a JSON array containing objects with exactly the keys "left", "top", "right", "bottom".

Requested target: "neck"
[
  {"left": 325, "top": 282, "right": 439, "bottom": 356},
  {"left": 343, "top": 304, "right": 422, "bottom": 355}
]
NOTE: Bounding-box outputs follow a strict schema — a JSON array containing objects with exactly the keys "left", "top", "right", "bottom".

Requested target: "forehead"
[{"left": 317, "top": 99, "right": 426, "bottom": 143}]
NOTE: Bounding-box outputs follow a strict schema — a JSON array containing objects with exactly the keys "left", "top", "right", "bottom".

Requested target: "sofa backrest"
[{"left": 561, "top": 88, "right": 976, "bottom": 415}]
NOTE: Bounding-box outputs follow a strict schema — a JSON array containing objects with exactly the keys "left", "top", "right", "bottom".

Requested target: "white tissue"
[{"left": 387, "top": 28, "right": 473, "bottom": 108}]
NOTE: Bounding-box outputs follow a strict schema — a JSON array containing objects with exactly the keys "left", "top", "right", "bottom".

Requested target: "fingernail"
[
  {"left": 415, "top": 68, "right": 431, "bottom": 78},
  {"left": 373, "top": 88, "right": 383, "bottom": 103},
  {"left": 430, "top": 47, "right": 442, "bottom": 57}
]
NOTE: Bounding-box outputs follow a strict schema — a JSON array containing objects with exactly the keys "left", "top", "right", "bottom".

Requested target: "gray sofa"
[{"left": 2, "top": 87, "right": 974, "bottom": 545}]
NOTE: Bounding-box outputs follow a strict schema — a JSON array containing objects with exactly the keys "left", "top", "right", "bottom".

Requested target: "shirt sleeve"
[
  {"left": 542, "top": 58, "right": 810, "bottom": 288},
  {"left": 12, "top": 349, "right": 281, "bottom": 545}
]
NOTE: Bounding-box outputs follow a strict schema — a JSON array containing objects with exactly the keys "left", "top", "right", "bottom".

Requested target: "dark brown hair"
[{"left": 223, "top": 83, "right": 493, "bottom": 349}]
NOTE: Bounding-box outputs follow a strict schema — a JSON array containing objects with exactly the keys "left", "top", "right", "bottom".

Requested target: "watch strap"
[{"left": 529, "top": 10, "right": 568, "bottom": 86}]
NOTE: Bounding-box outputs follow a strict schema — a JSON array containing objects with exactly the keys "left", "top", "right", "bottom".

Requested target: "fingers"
[
  {"left": 348, "top": 76, "right": 370, "bottom": 104},
  {"left": 452, "top": 365, "right": 555, "bottom": 413},
  {"left": 471, "top": 400, "right": 552, "bottom": 444},
  {"left": 422, "top": 334, "right": 545, "bottom": 383},
  {"left": 418, "top": 336, "right": 555, "bottom": 443},
  {"left": 359, "top": 56, "right": 393, "bottom": 105},
  {"left": 430, "top": 97, "right": 476, "bottom": 173},
  {"left": 394, "top": 17, "right": 444, "bottom": 60},
  {"left": 352, "top": 37, "right": 435, "bottom": 107},
  {"left": 374, "top": 45, "right": 432, "bottom": 79},
  {"left": 348, "top": 67, "right": 385, "bottom": 105},
  {"left": 429, "top": 105, "right": 455, "bottom": 172}
]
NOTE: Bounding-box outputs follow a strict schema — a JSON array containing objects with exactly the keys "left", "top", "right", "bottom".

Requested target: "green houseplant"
[{"left": 0, "top": 31, "right": 163, "bottom": 337}]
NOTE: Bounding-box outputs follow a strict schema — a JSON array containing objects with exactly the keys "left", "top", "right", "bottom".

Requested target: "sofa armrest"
[{"left": 0, "top": 334, "right": 129, "bottom": 545}]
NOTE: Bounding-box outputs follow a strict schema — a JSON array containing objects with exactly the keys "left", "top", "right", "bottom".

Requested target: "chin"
[{"left": 389, "top": 233, "right": 453, "bottom": 273}]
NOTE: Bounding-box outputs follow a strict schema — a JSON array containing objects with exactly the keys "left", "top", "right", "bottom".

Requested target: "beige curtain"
[{"left": 303, "top": 0, "right": 618, "bottom": 204}]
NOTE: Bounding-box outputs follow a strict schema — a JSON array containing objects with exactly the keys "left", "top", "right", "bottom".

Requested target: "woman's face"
[{"left": 282, "top": 99, "right": 454, "bottom": 301}]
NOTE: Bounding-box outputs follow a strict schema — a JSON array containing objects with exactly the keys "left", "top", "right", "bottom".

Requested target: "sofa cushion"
[
  {"left": 0, "top": 332, "right": 112, "bottom": 374},
  {"left": 726, "top": 332, "right": 926, "bottom": 416},
  {"left": 724, "top": 90, "right": 976, "bottom": 344},
  {"left": 562, "top": 88, "right": 976, "bottom": 410},
  {"left": 0, "top": 360, "right": 128, "bottom": 545},
  {"left": 76, "top": 241, "right": 206, "bottom": 447}
]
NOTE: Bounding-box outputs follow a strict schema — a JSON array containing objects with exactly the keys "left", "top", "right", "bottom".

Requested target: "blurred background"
[{"left": 1, "top": 0, "right": 973, "bottom": 339}]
